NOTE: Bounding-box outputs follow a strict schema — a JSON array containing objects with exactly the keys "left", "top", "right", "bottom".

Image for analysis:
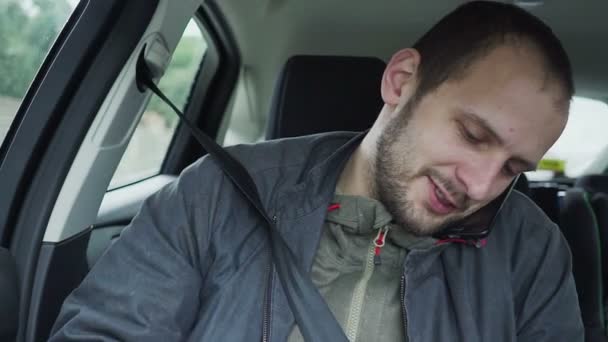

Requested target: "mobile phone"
[{"left": 434, "top": 174, "right": 520, "bottom": 241}]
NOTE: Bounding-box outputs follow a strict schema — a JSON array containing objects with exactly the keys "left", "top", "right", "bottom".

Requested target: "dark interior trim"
[
  {"left": 27, "top": 229, "right": 92, "bottom": 342},
  {"left": 163, "top": 1, "right": 241, "bottom": 175},
  {"left": 0, "top": 247, "right": 18, "bottom": 341}
]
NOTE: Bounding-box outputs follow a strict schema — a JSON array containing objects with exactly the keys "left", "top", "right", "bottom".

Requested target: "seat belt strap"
[{"left": 136, "top": 47, "right": 348, "bottom": 342}]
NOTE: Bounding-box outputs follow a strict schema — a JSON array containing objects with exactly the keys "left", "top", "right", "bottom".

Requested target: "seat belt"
[{"left": 136, "top": 47, "right": 348, "bottom": 342}]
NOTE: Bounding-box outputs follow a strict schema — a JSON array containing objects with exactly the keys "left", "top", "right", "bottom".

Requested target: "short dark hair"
[{"left": 412, "top": 1, "right": 574, "bottom": 102}]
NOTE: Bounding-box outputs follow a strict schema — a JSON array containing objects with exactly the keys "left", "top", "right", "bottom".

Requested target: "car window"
[
  {"left": 526, "top": 96, "right": 608, "bottom": 180},
  {"left": 0, "top": 0, "right": 77, "bottom": 147},
  {"left": 108, "top": 19, "right": 207, "bottom": 189},
  {"left": 219, "top": 73, "right": 266, "bottom": 146}
]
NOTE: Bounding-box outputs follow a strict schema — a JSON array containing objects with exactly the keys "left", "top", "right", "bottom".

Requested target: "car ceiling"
[{"left": 216, "top": 0, "right": 608, "bottom": 124}]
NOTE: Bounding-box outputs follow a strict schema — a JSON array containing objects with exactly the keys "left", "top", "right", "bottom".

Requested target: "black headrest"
[
  {"left": 576, "top": 175, "right": 608, "bottom": 194},
  {"left": 266, "top": 55, "right": 386, "bottom": 140},
  {"left": 559, "top": 188, "right": 605, "bottom": 334}
]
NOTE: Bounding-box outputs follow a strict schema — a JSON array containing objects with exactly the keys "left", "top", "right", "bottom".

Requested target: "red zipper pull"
[
  {"left": 373, "top": 226, "right": 389, "bottom": 265},
  {"left": 327, "top": 203, "right": 341, "bottom": 212}
]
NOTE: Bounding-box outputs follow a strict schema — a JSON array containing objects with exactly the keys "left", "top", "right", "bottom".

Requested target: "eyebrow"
[{"left": 459, "top": 110, "right": 538, "bottom": 172}]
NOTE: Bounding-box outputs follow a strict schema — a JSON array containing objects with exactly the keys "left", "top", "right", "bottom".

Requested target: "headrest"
[
  {"left": 266, "top": 55, "right": 386, "bottom": 140},
  {"left": 576, "top": 175, "right": 608, "bottom": 194}
]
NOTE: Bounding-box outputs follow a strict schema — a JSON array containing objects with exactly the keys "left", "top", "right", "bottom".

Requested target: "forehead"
[{"left": 433, "top": 45, "right": 568, "bottom": 159}]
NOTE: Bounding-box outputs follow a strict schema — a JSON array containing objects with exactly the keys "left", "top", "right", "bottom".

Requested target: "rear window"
[{"left": 526, "top": 96, "right": 608, "bottom": 180}]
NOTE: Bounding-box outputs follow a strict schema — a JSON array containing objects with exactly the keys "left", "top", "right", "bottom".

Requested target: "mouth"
[{"left": 427, "top": 176, "right": 458, "bottom": 215}]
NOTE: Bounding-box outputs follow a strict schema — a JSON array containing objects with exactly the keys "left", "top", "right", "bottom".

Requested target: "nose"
[{"left": 456, "top": 155, "right": 504, "bottom": 202}]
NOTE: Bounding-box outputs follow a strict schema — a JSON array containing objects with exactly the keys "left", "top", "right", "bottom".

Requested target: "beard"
[{"left": 372, "top": 99, "right": 469, "bottom": 237}]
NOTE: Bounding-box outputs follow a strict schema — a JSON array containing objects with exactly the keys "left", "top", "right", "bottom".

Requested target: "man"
[{"left": 51, "top": 1, "right": 584, "bottom": 341}]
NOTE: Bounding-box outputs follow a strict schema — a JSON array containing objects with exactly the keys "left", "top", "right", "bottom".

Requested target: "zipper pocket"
[
  {"left": 262, "top": 261, "right": 273, "bottom": 342},
  {"left": 400, "top": 274, "right": 408, "bottom": 340},
  {"left": 262, "top": 214, "right": 279, "bottom": 342}
]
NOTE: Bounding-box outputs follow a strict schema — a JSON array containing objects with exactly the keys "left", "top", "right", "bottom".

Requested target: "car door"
[{"left": 0, "top": 0, "right": 239, "bottom": 341}]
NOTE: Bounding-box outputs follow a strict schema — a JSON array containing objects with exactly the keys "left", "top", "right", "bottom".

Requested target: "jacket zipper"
[
  {"left": 262, "top": 264, "right": 273, "bottom": 342},
  {"left": 345, "top": 226, "right": 390, "bottom": 341},
  {"left": 374, "top": 226, "right": 389, "bottom": 265},
  {"left": 400, "top": 273, "right": 408, "bottom": 341},
  {"left": 262, "top": 261, "right": 273, "bottom": 342},
  {"left": 262, "top": 215, "right": 277, "bottom": 342}
]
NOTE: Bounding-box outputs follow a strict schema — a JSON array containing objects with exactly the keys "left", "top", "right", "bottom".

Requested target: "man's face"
[{"left": 374, "top": 46, "right": 568, "bottom": 236}]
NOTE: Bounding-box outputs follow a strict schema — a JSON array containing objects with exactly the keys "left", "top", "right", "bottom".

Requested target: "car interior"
[{"left": 1, "top": 0, "right": 608, "bottom": 341}]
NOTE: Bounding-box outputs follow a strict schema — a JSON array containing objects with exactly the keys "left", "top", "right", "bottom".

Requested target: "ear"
[{"left": 381, "top": 48, "right": 421, "bottom": 107}]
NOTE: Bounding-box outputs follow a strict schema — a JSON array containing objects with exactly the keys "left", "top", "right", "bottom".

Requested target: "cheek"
[
  {"left": 411, "top": 118, "right": 468, "bottom": 167},
  {"left": 407, "top": 175, "right": 432, "bottom": 205}
]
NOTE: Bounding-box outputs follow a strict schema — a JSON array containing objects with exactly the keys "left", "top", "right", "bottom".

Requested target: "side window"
[
  {"left": 219, "top": 72, "right": 265, "bottom": 146},
  {"left": 526, "top": 96, "right": 608, "bottom": 180},
  {"left": 0, "top": 0, "right": 77, "bottom": 146},
  {"left": 221, "top": 87, "right": 266, "bottom": 146},
  {"left": 109, "top": 19, "right": 207, "bottom": 189}
]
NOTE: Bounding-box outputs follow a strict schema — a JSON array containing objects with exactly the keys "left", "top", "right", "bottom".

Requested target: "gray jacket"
[{"left": 50, "top": 131, "right": 584, "bottom": 341}]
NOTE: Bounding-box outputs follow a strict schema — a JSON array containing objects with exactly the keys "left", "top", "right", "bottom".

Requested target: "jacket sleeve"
[
  {"left": 516, "top": 224, "right": 585, "bottom": 341},
  {"left": 49, "top": 157, "right": 219, "bottom": 341}
]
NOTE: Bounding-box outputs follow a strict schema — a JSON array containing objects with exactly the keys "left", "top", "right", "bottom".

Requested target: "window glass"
[
  {"left": 109, "top": 19, "right": 207, "bottom": 189},
  {"left": 219, "top": 78, "right": 265, "bottom": 146},
  {"left": 526, "top": 96, "right": 608, "bottom": 180},
  {"left": 0, "top": 0, "right": 77, "bottom": 146}
]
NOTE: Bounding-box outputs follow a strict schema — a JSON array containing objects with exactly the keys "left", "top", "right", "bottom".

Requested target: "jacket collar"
[
  {"left": 270, "top": 129, "right": 485, "bottom": 267},
  {"left": 274, "top": 131, "right": 366, "bottom": 221}
]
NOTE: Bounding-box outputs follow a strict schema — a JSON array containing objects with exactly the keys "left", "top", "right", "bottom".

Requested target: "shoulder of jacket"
[
  {"left": 493, "top": 190, "right": 562, "bottom": 252},
  {"left": 172, "top": 131, "right": 357, "bottom": 196},
  {"left": 222, "top": 131, "right": 357, "bottom": 174}
]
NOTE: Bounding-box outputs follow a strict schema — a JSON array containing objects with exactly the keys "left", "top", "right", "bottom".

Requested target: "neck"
[
  {"left": 335, "top": 144, "right": 373, "bottom": 197},
  {"left": 336, "top": 105, "right": 394, "bottom": 198}
]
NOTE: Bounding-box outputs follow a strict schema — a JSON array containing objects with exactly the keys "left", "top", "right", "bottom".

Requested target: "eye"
[{"left": 458, "top": 123, "right": 483, "bottom": 144}]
